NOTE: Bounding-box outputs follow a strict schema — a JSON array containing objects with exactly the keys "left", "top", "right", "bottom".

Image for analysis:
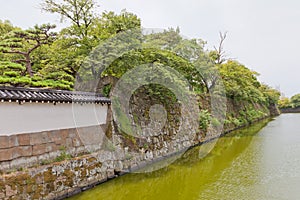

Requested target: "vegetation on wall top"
[{"left": 0, "top": 0, "right": 280, "bottom": 109}]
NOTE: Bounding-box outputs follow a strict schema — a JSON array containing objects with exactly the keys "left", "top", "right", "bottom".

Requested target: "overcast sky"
[{"left": 0, "top": 0, "right": 299, "bottom": 97}]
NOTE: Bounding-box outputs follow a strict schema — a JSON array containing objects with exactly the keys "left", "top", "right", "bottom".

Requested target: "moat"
[{"left": 68, "top": 114, "right": 300, "bottom": 200}]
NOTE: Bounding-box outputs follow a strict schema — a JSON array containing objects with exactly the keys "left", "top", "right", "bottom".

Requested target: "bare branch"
[{"left": 213, "top": 31, "right": 228, "bottom": 64}]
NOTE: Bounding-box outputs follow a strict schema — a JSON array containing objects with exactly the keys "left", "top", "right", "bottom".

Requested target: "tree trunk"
[{"left": 25, "top": 54, "right": 33, "bottom": 77}]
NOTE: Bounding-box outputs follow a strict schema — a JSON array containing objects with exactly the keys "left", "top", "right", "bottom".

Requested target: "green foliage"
[
  {"left": 0, "top": 76, "right": 31, "bottom": 87},
  {"left": 143, "top": 27, "right": 182, "bottom": 51},
  {"left": 259, "top": 84, "right": 280, "bottom": 105},
  {"left": 215, "top": 60, "right": 280, "bottom": 113},
  {"left": 278, "top": 97, "right": 292, "bottom": 109},
  {"left": 97, "top": 10, "right": 141, "bottom": 37},
  {"left": 278, "top": 94, "right": 300, "bottom": 109},
  {"left": 0, "top": 61, "right": 25, "bottom": 74},
  {"left": 211, "top": 117, "right": 221, "bottom": 128},
  {"left": 3, "top": 71, "right": 19, "bottom": 77},
  {"left": 231, "top": 117, "right": 243, "bottom": 127},
  {"left": 220, "top": 60, "right": 266, "bottom": 103},
  {"left": 0, "top": 8, "right": 142, "bottom": 90},
  {"left": 0, "top": 24, "right": 56, "bottom": 76},
  {"left": 242, "top": 108, "right": 266, "bottom": 122},
  {"left": 41, "top": 6, "right": 141, "bottom": 88},
  {"left": 0, "top": 20, "right": 15, "bottom": 35},
  {"left": 198, "top": 109, "right": 211, "bottom": 130},
  {"left": 44, "top": 71, "right": 74, "bottom": 82},
  {"left": 0, "top": 1, "right": 281, "bottom": 126},
  {"left": 54, "top": 151, "right": 72, "bottom": 162},
  {"left": 102, "top": 84, "right": 112, "bottom": 97},
  {"left": 224, "top": 103, "right": 269, "bottom": 129},
  {"left": 102, "top": 48, "right": 205, "bottom": 92},
  {"left": 42, "top": 0, "right": 97, "bottom": 39},
  {"left": 290, "top": 94, "right": 300, "bottom": 108},
  {"left": 142, "top": 28, "right": 213, "bottom": 93},
  {"left": 11, "top": 77, "right": 32, "bottom": 85},
  {"left": 0, "top": 76, "right": 11, "bottom": 84}
]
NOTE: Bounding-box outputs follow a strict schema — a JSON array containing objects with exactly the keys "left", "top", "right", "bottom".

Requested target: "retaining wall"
[
  {"left": 0, "top": 98, "right": 279, "bottom": 199},
  {"left": 0, "top": 125, "right": 106, "bottom": 172},
  {"left": 280, "top": 107, "right": 300, "bottom": 113}
]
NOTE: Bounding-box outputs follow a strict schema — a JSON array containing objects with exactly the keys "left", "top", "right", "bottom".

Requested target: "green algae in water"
[{"left": 68, "top": 115, "right": 300, "bottom": 200}]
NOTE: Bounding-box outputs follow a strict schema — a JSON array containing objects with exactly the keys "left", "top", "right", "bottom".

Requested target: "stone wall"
[
  {"left": 0, "top": 125, "right": 105, "bottom": 172},
  {"left": 0, "top": 95, "right": 279, "bottom": 199},
  {"left": 0, "top": 154, "right": 106, "bottom": 199},
  {"left": 0, "top": 140, "right": 184, "bottom": 200},
  {"left": 280, "top": 107, "right": 300, "bottom": 113}
]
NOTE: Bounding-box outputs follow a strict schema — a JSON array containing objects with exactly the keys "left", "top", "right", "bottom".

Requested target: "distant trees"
[
  {"left": 278, "top": 97, "right": 291, "bottom": 109},
  {"left": 290, "top": 94, "right": 300, "bottom": 108},
  {"left": 278, "top": 94, "right": 300, "bottom": 109},
  {"left": 0, "top": 20, "right": 15, "bottom": 35}
]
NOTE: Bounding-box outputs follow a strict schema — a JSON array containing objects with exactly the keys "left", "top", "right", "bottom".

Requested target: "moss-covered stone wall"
[{"left": 0, "top": 95, "right": 279, "bottom": 199}]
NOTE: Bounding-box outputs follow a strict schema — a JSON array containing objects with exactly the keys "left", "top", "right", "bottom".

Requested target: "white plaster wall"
[{"left": 0, "top": 102, "right": 108, "bottom": 135}]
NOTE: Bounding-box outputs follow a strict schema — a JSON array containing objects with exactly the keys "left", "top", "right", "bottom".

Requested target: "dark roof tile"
[{"left": 0, "top": 86, "right": 110, "bottom": 104}]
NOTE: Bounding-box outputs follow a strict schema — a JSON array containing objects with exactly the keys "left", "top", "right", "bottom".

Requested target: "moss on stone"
[{"left": 62, "top": 169, "right": 74, "bottom": 187}]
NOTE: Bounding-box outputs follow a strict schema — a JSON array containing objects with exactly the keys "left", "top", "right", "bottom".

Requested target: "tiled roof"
[{"left": 0, "top": 86, "right": 111, "bottom": 104}]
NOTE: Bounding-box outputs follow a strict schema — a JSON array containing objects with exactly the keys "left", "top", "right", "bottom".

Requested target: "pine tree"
[{"left": 0, "top": 24, "right": 56, "bottom": 76}]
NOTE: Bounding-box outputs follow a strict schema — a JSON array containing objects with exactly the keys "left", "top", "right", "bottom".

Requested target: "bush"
[{"left": 199, "top": 109, "right": 211, "bottom": 130}]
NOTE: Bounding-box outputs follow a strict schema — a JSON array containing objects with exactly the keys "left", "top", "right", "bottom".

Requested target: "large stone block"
[
  {"left": 45, "top": 143, "right": 58, "bottom": 153},
  {"left": 32, "top": 144, "right": 47, "bottom": 156},
  {"left": 0, "top": 136, "right": 9, "bottom": 149},
  {"left": 0, "top": 135, "right": 25, "bottom": 149},
  {"left": 9, "top": 135, "right": 19, "bottom": 147},
  {"left": 17, "top": 134, "right": 30, "bottom": 146},
  {"left": 0, "top": 148, "right": 14, "bottom": 161},
  {"left": 30, "top": 131, "right": 49, "bottom": 145},
  {"left": 48, "top": 130, "right": 67, "bottom": 145},
  {"left": 13, "top": 146, "right": 32, "bottom": 158}
]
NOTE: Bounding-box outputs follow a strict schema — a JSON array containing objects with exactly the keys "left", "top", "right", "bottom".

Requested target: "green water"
[{"left": 69, "top": 114, "right": 300, "bottom": 200}]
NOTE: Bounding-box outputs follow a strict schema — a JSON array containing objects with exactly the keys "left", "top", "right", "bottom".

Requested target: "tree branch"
[{"left": 213, "top": 31, "right": 228, "bottom": 64}]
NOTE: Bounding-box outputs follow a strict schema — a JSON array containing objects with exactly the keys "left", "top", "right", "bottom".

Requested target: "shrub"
[{"left": 199, "top": 109, "right": 211, "bottom": 130}]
